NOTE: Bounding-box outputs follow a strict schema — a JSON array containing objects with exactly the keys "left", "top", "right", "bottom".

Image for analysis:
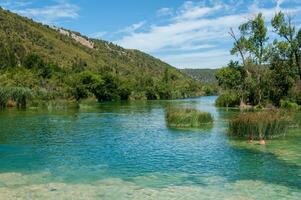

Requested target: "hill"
[
  {"left": 180, "top": 69, "right": 219, "bottom": 84},
  {"left": 0, "top": 7, "right": 203, "bottom": 107}
]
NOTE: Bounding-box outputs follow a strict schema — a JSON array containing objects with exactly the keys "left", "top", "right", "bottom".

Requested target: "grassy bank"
[{"left": 165, "top": 107, "right": 213, "bottom": 128}]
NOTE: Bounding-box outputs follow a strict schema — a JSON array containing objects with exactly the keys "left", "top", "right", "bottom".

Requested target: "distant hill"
[
  {"left": 0, "top": 7, "right": 204, "bottom": 104},
  {"left": 181, "top": 69, "right": 219, "bottom": 84}
]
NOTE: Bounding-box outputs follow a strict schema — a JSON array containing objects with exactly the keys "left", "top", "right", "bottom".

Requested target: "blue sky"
[{"left": 1, "top": 0, "right": 301, "bottom": 69}]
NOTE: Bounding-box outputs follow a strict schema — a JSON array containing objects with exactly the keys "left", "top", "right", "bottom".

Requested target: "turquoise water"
[{"left": 0, "top": 96, "right": 300, "bottom": 199}]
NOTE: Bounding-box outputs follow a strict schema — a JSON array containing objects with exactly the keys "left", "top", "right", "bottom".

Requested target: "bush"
[
  {"left": 129, "top": 91, "right": 147, "bottom": 101},
  {"left": 72, "top": 71, "right": 103, "bottom": 101},
  {"left": 229, "top": 111, "right": 291, "bottom": 140},
  {"left": 280, "top": 100, "right": 300, "bottom": 110},
  {"left": 165, "top": 107, "right": 213, "bottom": 128},
  {"left": 93, "top": 73, "right": 121, "bottom": 101},
  {"left": 215, "top": 93, "right": 240, "bottom": 107}
]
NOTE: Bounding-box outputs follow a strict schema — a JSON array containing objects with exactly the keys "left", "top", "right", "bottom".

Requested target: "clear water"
[{"left": 0, "top": 96, "right": 300, "bottom": 199}]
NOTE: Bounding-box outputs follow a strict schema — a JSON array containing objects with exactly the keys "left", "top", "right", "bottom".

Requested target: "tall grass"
[
  {"left": 229, "top": 111, "right": 291, "bottom": 140},
  {"left": 0, "top": 87, "right": 32, "bottom": 108},
  {"left": 0, "top": 88, "right": 9, "bottom": 108},
  {"left": 165, "top": 107, "right": 213, "bottom": 128}
]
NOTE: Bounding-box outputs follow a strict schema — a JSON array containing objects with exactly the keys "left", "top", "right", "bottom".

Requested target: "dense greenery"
[
  {"left": 181, "top": 68, "right": 219, "bottom": 95},
  {"left": 229, "top": 111, "right": 291, "bottom": 140},
  {"left": 215, "top": 92, "right": 240, "bottom": 108},
  {"left": 216, "top": 12, "right": 301, "bottom": 108},
  {"left": 165, "top": 107, "right": 213, "bottom": 128},
  {"left": 181, "top": 68, "right": 218, "bottom": 84},
  {"left": 0, "top": 8, "right": 204, "bottom": 108}
]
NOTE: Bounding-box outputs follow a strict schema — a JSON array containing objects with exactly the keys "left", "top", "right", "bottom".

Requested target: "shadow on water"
[{"left": 0, "top": 96, "right": 300, "bottom": 191}]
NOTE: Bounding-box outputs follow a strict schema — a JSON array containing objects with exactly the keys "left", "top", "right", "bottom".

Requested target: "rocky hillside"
[{"left": 181, "top": 69, "right": 219, "bottom": 84}]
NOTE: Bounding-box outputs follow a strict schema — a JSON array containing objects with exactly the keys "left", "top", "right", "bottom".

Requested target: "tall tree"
[
  {"left": 272, "top": 11, "right": 301, "bottom": 80},
  {"left": 230, "top": 13, "right": 269, "bottom": 105},
  {"left": 239, "top": 13, "right": 269, "bottom": 65}
]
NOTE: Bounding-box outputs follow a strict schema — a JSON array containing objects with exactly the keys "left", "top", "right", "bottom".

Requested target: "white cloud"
[
  {"left": 160, "top": 50, "right": 233, "bottom": 69},
  {"left": 8, "top": 1, "right": 80, "bottom": 24},
  {"left": 157, "top": 7, "right": 173, "bottom": 17},
  {"left": 0, "top": 0, "right": 32, "bottom": 9},
  {"left": 114, "top": 0, "right": 301, "bottom": 69},
  {"left": 174, "top": 3, "right": 222, "bottom": 21},
  {"left": 119, "top": 21, "right": 145, "bottom": 34}
]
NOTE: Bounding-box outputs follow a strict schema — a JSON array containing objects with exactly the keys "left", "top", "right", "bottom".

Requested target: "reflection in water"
[{"left": 0, "top": 96, "right": 300, "bottom": 199}]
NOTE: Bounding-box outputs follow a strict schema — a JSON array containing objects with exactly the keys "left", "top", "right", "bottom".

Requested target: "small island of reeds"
[
  {"left": 165, "top": 107, "right": 213, "bottom": 129},
  {"left": 229, "top": 111, "right": 291, "bottom": 142}
]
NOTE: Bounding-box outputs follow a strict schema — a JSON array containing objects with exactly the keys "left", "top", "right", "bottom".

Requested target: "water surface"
[{"left": 0, "top": 96, "right": 300, "bottom": 199}]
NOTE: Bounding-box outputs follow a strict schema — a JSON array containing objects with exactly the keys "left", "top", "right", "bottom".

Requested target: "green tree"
[
  {"left": 272, "top": 12, "right": 301, "bottom": 80},
  {"left": 93, "top": 73, "right": 121, "bottom": 101},
  {"left": 228, "top": 13, "right": 269, "bottom": 105},
  {"left": 72, "top": 71, "right": 103, "bottom": 101}
]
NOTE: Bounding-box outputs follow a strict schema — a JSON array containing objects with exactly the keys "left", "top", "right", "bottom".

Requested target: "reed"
[
  {"left": 165, "top": 107, "right": 213, "bottom": 128},
  {"left": 229, "top": 111, "right": 291, "bottom": 140},
  {"left": 10, "top": 87, "right": 32, "bottom": 108},
  {"left": 0, "top": 87, "right": 9, "bottom": 108},
  {"left": 0, "top": 87, "right": 32, "bottom": 108}
]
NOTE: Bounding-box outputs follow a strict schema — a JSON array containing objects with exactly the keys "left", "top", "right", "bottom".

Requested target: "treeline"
[
  {"left": 0, "top": 52, "right": 203, "bottom": 108},
  {"left": 216, "top": 12, "right": 301, "bottom": 108}
]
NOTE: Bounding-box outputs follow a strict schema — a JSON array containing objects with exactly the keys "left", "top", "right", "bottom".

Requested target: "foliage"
[
  {"left": 215, "top": 92, "right": 240, "bottom": 107},
  {"left": 217, "top": 12, "right": 301, "bottom": 107},
  {"left": 202, "top": 84, "right": 219, "bottom": 96},
  {"left": 272, "top": 12, "right": 301, "bottom": 80},
  {"left": 71, "top": 71, "right": 103, "bottom": 101},
  {"left": 128, "top": 91, "right": 147, "bottom": 101},
  {"left": 165, "top": 107, "right": 213, "bottom": 128},
  {"left": 229, "top": 111, "right": 291, "bottom": 140},
  {"left": 181, "top": 68, "right": 218, "bottom": 84},
  {"left": 216, "top": 61, "right": 245, "bottom": 91},
  {"left": 280, "top": 100, "right": 300, "bottom": 110}
]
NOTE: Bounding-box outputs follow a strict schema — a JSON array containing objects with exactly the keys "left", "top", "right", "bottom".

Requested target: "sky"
[{"left": 1, "top": 0, "right": 301, "bottom": 69}]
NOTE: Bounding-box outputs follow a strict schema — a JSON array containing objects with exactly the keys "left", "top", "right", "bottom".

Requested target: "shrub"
[
  {"left": 129, "top": 91, "right": 147, "bottom": 101},
  {"left": 229, "top": 111, "right": 291, "bottom": 140},
  {"left": 215, "top": 93, "right": 240, "bottom": 107},
  {"left": 165, "top": 107, "right": 213, "bottom": 128},
  {"left": 92, "top": 73, "right": 121, "bottom": 101},
  {"left": 280, "top": 99, "right": 300, "bottom": 110}
]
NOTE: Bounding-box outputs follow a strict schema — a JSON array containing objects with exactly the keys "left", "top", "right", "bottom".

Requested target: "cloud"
[
  {"left": 0, "top": 0, "right": 32, "bottom": 8},
  {"left": 0, "top": 0, "right": 80, "bottom": 24},
  {"left": 157, "top": 7, "right": 173, "bottom": 17},
  {"left": 114, "top": 0, "right": 301, "bottom": 68},
  {"left": 174, "top": 3, "right": 222, "bottom": 21},
  {"left": 160, "top": 50, "right": 233, "bottom": 69},
  {"left": 119, "top": 21, "right": 145, "bottom": 34}
]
